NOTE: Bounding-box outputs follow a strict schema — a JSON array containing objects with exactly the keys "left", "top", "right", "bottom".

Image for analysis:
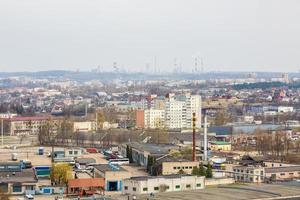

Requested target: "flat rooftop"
[
  {"left": 131, "top": 184, "right": 300, "bottom": 200},
  {"left": 127, "top": 142, "right": 178, "bottom": 155},
  {"left": 94, "top": 164, "right": 127, "bottom": 172}
]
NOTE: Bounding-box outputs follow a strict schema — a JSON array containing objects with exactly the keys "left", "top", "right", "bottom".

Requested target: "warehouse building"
[
  {"left": 123, "top": 175, "right": 205, "bottom": 195},
  {"left": 93, "top": 164, "right": 131, "bottom": 192}
]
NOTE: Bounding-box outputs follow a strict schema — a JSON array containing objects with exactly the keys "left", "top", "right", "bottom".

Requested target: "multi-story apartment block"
[
  {"left": 165, "top": 93, "right": 201, "bottom": 129},
  {"left": 165, "top": 98, "right": 186, "bottom": 129},
  {"left": 144, "top": 109, "right": 165, "bottom": 129},
  {"left": 136, "top": 93, "right": 201, "bottom": 129}
]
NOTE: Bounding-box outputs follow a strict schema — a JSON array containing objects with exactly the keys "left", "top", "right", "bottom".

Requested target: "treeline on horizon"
[{"left": 232, "top": 82, "right": 300, "bottom": 90}]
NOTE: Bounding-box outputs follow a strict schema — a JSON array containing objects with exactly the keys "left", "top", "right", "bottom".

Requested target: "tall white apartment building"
[
  {"left": 141, "top": 93, "right": 201, "bottom": 129},
  {"left": 165, "top": 99, "right": 186, "bottom": 129},
  {"left": 144, "top": 109, "right": 165, "bottom": 129},
  {"left": 165, "top": 93, "right": 201, "bottom": 129},
  {"left": 186, "top": 94, "right": 202, "bottom": 128}
]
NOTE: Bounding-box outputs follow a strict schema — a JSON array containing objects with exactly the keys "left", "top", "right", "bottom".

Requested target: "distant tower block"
[{"left": 282, "top": 73, "right": 289, "bottom": 83}]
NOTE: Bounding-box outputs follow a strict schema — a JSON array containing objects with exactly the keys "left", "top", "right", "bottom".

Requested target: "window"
[
  {"left": 175, "top": 185, "right": 180, "bottom": 189},
  {"left": 143, "top": 187, "right": 148, "bottom": 191},
  {"left": 280, "top": 173, "right": 285, "bottom": 176},
  {"left": 13, "top": 184, "right": 22, "bottom": 193},
  {"left": 289, "top": 173, "right": 294, "bottom": 175},
  {"left": 189, "top": 166, "right": 193, "bottom": 169},
  {"left": 154, "top": 187, "right": 159, "bottom": 191},
  {"left": 124, "top": 186, "right": 128, "bottom": 190},
  {"left": 196, "top": 183, "right": 201, "bottom": 187},
  {"left": 186, "top": 184, "right": 191, "bottom": 188},
  {"left": 74, "top": 151, "right": 78, "bottom": 155},
  {"left": 133, "top": 187, "right": 136, "bottom": 191},
  {"left": 185, "top": 166, "right": 189, "bottom": 169},
  {"left": 173, "top": 167, "right": 177, "bottom": 170},
  {"left": 69, "top": 151, "right": 73, "bottom": 155}
]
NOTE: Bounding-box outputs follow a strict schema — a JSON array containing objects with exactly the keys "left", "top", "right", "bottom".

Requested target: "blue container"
[{"left": 38, "top": 147, "right": 44, "bottom": 155}]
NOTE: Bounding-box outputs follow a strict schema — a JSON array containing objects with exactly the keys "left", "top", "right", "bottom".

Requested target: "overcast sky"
[{"left": 0, "top": 0, "right": 300, "bottom": 73}]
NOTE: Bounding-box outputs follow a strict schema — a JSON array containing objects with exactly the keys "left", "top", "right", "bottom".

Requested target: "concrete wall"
[{"left": 205, "top": 178, "right": 235, "bottom": 186}]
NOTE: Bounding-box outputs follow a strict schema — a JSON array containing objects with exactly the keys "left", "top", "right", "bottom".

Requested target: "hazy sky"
[{"left": 0, "top": 0, "right": 300, "bottom": 72}]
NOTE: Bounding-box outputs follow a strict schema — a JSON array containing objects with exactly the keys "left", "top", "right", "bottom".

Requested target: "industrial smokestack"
[
  {"left": 192, "top": 112, "right": 196, "bottom": 161},
  {"left": 204, "top": 114, "right": 208, "bottom": 161}
]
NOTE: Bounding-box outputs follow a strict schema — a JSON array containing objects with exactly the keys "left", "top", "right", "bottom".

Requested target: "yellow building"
[{"left": 210, "top": 141, "right": 231, "bottom": 151}]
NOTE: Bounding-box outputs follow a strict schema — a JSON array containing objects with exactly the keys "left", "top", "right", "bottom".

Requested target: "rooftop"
[
  {"left": 127, "top": 142, "right": 179, "bottom": 155},
  {"left": 68, "top": 178, "right": 105, "bottom": 188},
  {"left": 93, "top": 164, "right": 127, "bottom": 172},
  {"left": 0, "top": 169, "right": 37, "bottom": 183},
  {"left": 265, "top": 166, "right": 300, "bottom": 173},
  {"left": 210, "top": 141, "right": 231, "bottom": 145}
]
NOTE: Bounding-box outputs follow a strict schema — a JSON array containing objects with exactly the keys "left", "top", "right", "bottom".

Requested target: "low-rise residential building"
[{"left": 123, "top": 175, "right": 205, "bottom": 195}]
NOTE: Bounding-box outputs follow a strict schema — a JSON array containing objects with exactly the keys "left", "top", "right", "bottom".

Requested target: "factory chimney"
[
  {"left": 192, "top": 112, "right": 196, "bottom": 161},
  {"left": 204, "top": 114, "right": 208, "bottom": 161}
]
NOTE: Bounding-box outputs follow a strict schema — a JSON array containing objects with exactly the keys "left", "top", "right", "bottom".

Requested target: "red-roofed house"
[{"left": 67, "top": 178, "right": 105, "bottom": 196}]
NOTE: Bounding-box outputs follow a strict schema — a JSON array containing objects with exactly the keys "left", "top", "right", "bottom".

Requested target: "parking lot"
[{"left": 0, "top": 146, "right": 148, "bottom": 177}]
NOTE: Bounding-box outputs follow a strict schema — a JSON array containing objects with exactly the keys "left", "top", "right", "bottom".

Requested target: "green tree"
[
  {"left": 126, "top": 145, "right": 133, "bottom": 163},
  {"left": 191, "top": 166, "right": 199, "bottom": 175},
  {"left": 199, "top": 163, "right": 206, "bottom": 176},
  {"left": 147, "top": 155, "right": 157, "bottom": 175},
  {"left": 50, "top": 163, "right": 72, "bottom": 186},
  {"left": 206, "top": 163, "right": 213, "bottom": 178}
]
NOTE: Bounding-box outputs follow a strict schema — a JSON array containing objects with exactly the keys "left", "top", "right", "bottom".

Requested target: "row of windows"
[
  {"left": 279, "top": 172, "right": 300, "bottom": 176},
  {"left": 234, "top": 169, "right": 264, "bottom": 175},
  {"left": 173, "top": 166, "right": 193, "bottom": 170},
  {"left": 124, "top": 184, "right": 202, "bottom": 191}
]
